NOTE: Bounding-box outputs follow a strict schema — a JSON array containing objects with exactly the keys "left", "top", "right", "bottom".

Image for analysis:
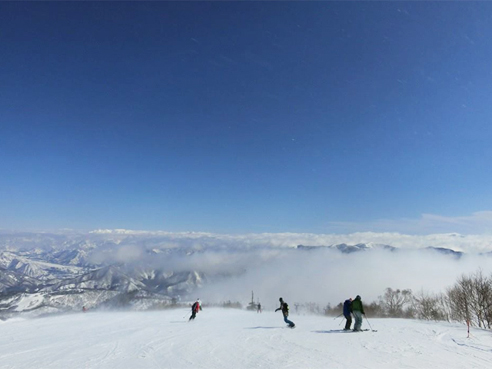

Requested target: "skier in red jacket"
[{"left": 189, "top": 299, "right": 202, "bottom": 321}]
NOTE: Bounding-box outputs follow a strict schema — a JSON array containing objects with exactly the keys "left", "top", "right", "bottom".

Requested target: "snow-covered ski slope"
[{"left": 1, "top": 308, "right": 490, "bottom": 369}]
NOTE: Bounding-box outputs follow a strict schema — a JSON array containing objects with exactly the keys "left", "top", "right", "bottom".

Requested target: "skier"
[
  {"left": 257, "top": 303, "right": 262, "bottom": 313},
  {"left": 351, "top": 295, "right": 365, "bottom": 331},
  {"left": 275, "top": 297, "right": 295, "bottom": 328},
  {"left": 189, "top": 298, "right": 202, "bottom": 321},
  {"left": 343, "top": 298, "right": 352, "bottom": 330}
]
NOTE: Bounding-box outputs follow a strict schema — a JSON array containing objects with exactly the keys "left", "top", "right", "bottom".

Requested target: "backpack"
[{"left": 282, "top": 302, "right": 289, "bottom": 314}]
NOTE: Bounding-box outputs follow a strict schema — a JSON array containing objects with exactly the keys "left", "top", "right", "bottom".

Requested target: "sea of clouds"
[
  {"left": 2, "top": 229, "right": 492, "bottom": 308},
  {"left": 84, "top": 230, "right": 492, "bottom": 308}
]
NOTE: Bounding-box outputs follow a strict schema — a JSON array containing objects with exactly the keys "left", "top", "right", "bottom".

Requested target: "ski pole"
[
  {"left": 365, "top": 315, "right": 375, "bottom": 331},
  {"left": 333, "top": 313, "right": 343, "bottom": 320}
]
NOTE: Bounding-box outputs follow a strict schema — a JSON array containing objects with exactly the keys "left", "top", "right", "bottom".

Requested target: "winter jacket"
[
  {"left": 343, "top": 299, "right": 352, "bottom": 317},
  {"left": 351, "top": 296, "right": 365, "bottom": 314},
  {"left": 276, "top": 302, "right": 289, "bottom": 316},
  {"left": 192, "top": 301, "right": 202, "bottom": 313}
]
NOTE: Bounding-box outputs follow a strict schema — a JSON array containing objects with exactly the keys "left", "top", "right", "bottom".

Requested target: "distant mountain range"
[
  {"left": 0, "top": 231, "right": 489, "bottom": 318},
  {"left": 0, "top": 232, "right": 212, "bottom": 318},
  {"left": 296, "top": 243, "right": 468, "bottom": 258},
  {"left": 297, "top": 243, "right": 397, "bottom": 253}
]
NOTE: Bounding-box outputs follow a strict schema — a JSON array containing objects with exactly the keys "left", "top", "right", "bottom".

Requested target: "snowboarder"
[
  {"left": 343, "top": 298, "right": 352, "bottom": 330},
  {"left": 351, "top": 295, "right": 365, "bottom": 331},
  {"left": 275, "top": 297, "right": 295, "bottom": 328},
  {"left": 189, "top": 298, "right": 202, "bottom": 321}
]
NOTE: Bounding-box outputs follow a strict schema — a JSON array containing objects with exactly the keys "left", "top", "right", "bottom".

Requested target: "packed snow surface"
[{"left": 1, "top": 308, "right": 491, "bottom": 369}]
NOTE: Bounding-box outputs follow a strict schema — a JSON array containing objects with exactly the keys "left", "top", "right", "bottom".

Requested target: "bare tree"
[
  {"left": 447, "top": 275, "right": 473, "bottom": 324},
  {"left": 470, "top": 270, "right": 492, "bottom": 329},
  {"left": 414, "top": 290, "right": 448, "bottom": 321},
  {"left": 380, "top": 288, "right": 413, "bottom": 318},
  {"left": 447, "top": 270, "right": 492, "bottom": 328}
]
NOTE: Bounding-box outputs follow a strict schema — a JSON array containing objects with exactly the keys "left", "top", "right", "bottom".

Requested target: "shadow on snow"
[
  {"left": 313, "top": 329, "right": 349, "bottom": 334},
  {"left": 245, "top": 326, "right": 283, "bottom": 330}
]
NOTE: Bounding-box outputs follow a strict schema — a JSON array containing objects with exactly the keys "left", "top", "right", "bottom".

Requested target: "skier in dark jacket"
[
  {"left": 275, "top": 297, "right": 295, "bottom": 328},
  {"left": 189, "top": 299, "right": 202, "bottom": 321},
  {"left": 343, "top": 298, "right": 353, "bottom": 330},
  {"left": 351, "top": 295, "right": 365, "bottom": 331}
]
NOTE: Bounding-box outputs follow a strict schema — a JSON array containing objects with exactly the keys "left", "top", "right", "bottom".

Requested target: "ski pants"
[
  {"left": 353, "top": 311, "right": 363, "bottom": 331},
  {"left": 344, "top": 314, "right": 352, "bottom": 330},
  {"left": 283, "top": 314, "right": 294, "bottom": 327}
]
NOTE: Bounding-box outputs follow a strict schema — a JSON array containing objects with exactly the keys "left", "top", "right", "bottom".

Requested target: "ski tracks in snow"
[
  {"left": 1, "top": 310, "right": 492, "bottom": 369},
  {"left": 436, "top": 326, "right": 492, "bottom": 367}
]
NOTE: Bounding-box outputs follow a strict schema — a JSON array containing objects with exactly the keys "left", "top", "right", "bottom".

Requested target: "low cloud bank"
[{"left": 198, "top": 248, "right": 492, "bottom": 310}]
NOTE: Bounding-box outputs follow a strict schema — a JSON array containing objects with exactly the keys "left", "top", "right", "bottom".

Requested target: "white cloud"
[{"left": 198, "top": 247, "right": 492, "bottom": 310}]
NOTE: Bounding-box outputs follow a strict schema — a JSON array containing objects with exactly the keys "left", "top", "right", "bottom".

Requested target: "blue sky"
[{"left": 1, "top": 1, "right": 492, "bottom": 234}]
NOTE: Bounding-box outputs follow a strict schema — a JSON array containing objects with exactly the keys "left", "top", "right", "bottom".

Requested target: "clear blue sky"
[{"left": 1, "top": 1, "right": 492, "bottom": 233}]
